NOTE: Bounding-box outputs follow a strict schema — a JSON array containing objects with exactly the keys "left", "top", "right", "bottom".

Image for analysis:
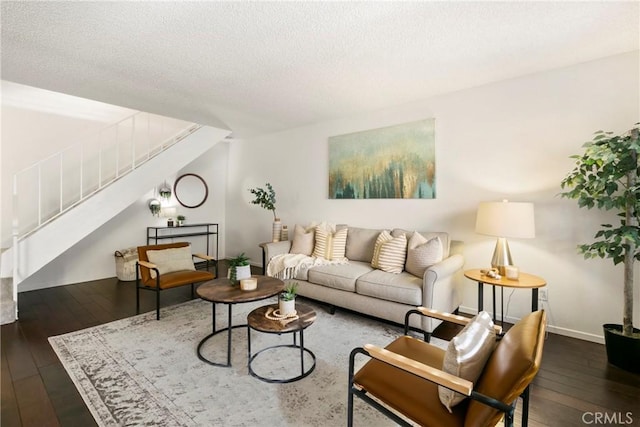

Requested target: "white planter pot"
[
  {"left": 235, "top": 265, "right": 252, "bottom": 281},
  {"left": 279, "top": 298, "right": 295, "bottom": 316}
]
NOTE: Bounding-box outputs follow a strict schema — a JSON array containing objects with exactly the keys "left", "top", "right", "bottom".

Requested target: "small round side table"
[
  {"left": 247, "top": 303, "right": 317, "bottom": 383},
  {"left": 464, "top": 269, "right": 546, "bottom": 325}
]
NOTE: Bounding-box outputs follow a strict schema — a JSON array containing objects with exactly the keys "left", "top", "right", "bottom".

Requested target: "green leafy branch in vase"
[{"left": 248, "top": 183, "right": 278, "bottom": 220}]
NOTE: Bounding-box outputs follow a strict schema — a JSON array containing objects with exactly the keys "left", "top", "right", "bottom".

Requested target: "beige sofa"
[{"left": 262, "top": 226, "right": 464, "bottom": 333}]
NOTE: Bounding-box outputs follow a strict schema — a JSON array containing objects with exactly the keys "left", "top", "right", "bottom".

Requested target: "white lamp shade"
[{"left": 475, "top": 201, "right": 535, "bottom": 239}]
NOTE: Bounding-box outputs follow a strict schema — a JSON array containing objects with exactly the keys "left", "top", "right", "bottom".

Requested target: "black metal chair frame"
[
  {"left": 135, "top": 256, "right": 215, "bottom": 320},
  {"left": 347, "top": 308, "right": 531, "bottom": 427}
]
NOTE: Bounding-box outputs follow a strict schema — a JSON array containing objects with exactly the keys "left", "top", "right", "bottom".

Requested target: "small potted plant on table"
[
  {"left": 279, "top": 282, "right": 298, "bottom": 316},
  {"left": 176, "top": 215, "right": 186, "bottom": 226},
  {"left": 228, "top": 252, "right": 251, "bottom": 285}
]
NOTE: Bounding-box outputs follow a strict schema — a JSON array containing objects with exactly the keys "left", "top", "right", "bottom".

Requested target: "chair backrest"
[
  {"left": 137, "top": 242, "right": 191, "bottom": 282},
  {"left": 464, "top": 310, "right": 547, "bottom": 427}
]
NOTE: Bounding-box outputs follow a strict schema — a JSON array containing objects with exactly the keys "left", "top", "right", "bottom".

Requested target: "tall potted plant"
[
  {"left": 560, "top": 123, "right": 640, "bottom": 373},
  {"left": 248, "top": 183, "right": 281, "bottom": 242}
]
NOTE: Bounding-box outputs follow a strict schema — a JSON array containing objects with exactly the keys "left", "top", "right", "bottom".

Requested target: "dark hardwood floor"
[{"left": 2, "top": 263, "right": 640, "bottom": 426}]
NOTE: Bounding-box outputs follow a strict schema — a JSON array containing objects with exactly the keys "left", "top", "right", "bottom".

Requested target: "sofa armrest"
[
  {"left": 261, "top": 241, "right": 293, "bottom": 265},
  {"left": 420, "top": 253, "right": 465, "bottom": 331},
  {"left": 424, "top": 253, "right": 464, "bottom": 282}
]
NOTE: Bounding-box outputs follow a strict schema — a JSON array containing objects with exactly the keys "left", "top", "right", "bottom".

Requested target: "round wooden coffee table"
[
  {"left": 196, "top": 275, "right": 284, "bottom": 367},
  {"left": 247, "top": 303, "right": 317, "bottom": 383}
]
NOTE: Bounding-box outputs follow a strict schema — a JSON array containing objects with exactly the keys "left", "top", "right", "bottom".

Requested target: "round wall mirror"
[{"left": 174, "top": 173, "right": 208, "bottom": 208}]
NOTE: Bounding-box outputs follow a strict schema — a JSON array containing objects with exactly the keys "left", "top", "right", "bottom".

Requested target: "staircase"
[{"left": 0, "top": 115, "right": 231, "bottom": 324}]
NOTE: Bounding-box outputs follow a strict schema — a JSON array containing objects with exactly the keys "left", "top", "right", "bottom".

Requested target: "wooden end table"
[
  {"left": 464, "top": 269, "right": 546, "bottom": 325},
  {"left": 247, "top": 303, "right": 317, "bottom": 383},
  {"left": 196, "top": 275, "right": 284, "bottom": 367}
]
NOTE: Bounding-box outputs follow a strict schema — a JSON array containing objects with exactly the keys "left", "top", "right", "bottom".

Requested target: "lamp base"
[{"left": 491, "top": 237, "right": 514, "bottom": 275}]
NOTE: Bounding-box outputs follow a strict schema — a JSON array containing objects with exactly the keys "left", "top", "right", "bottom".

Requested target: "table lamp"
[{"left": 475, "top": 200, "right": 535, "bottom": 275}]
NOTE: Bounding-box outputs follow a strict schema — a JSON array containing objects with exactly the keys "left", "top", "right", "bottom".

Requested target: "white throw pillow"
[
  {"left": 313, "top": 225, "right": 348, "bottom": 261},
  {"left": 146, "top": 246, "right": 196, "bottom": 279},
  {"left": 371, "top": 230, "right": 407, "bottom": 274},
  {"left": 290, "top": 224, "right": 316, "bottom": 256},
  {"left": 438, "top": 311, "right": 496, "bottom": 412},
  {"left": 405, "top": 232, "right": 443, "bottom": 278}
]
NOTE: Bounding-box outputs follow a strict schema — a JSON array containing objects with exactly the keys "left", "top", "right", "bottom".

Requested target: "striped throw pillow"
[
  {"left": 371, "top": 230, "right": 407, "bottom": 274},
  {"left": 313, "top": 227, "right": 348, "bottom": 261}
]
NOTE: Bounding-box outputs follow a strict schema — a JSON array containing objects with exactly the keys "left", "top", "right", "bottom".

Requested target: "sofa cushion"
[
  {"left": 345, "top": 227, "right": 382, "bottom": 262},
  {"left": 405, "top": 232, "right": 443, "bottom": 277},
  {"left": 392, "top": 229, "right": 451, "bottom": 258},
  {"left": 372, "top": 231, "right": 407, "bottom": 274},
  {"left": 290, "top": 224, "right": 316, "bottom": 255},
  {"left": 307, "top": 261, "right": 373, "bottom": 292},
  {"left": 356, "top": 270, "right": 422, "bottom": 305},
  {"left": 313, "top": 225, "right": 348, "bottom": 261}
]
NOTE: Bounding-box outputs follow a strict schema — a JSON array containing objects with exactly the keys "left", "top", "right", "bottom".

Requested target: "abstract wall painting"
[{"left": 328, "top": 119, "right": 436, "bottom": 199}]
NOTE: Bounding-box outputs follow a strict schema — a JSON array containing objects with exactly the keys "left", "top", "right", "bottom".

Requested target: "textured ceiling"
[{"left": 1, "top": 1, "right": 638, "bottom": 138}]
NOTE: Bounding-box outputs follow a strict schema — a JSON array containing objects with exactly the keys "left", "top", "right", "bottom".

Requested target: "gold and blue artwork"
[{"left": 328, "top": 119, "right": 436, "bottom": 199}]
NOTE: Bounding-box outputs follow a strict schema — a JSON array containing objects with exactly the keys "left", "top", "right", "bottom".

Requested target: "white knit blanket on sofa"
[{"left": 266, "top": 253, "right": 347, "bottom": 280}]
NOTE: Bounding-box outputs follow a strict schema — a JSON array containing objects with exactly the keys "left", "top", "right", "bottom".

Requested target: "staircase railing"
[{"left": 11, "top": 111, "right": 200, "bottom": 241}]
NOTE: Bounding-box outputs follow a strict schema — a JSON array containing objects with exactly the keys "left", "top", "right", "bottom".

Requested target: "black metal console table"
[{"left": 146, "top": 223, "right": 219, "bottom": 260}]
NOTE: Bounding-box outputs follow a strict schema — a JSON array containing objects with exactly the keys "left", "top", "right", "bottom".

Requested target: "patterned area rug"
[{"left": 49, "top": 297, "right": 448, "bottom": 426}]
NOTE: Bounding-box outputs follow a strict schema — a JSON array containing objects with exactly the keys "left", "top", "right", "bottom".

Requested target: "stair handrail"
[{"left": 11, "top": 111, "right": 200, "bottom": 242}]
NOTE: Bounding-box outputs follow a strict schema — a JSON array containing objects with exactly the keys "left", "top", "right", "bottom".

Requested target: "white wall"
[{"left": 226, "top": 51, "right": 640, "bottom": 343}]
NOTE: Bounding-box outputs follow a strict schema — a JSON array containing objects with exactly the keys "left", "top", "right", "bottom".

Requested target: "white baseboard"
[{"left": 459, "top": 305, "right": 605, "bottom": 345}]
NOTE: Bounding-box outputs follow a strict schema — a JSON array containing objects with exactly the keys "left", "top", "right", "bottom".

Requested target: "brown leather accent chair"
[
  {"left": 136, "top": 242, "right": 216, "bottom": 320},
  {"left": 348, "top": 308, "right": 546, "bottom": 427}
]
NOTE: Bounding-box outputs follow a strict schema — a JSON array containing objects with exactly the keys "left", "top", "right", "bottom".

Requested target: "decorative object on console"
[
  {"left": 328, "top": 118, "right": 436, "bottom": 199},
  {"left": 279, "top": 282, "right": 298, "bottom": 316},
  {"left": 560, "top": 124, "right": 640, "bottom": 373},
  {"left": 475, "top": 200, "right": 535, "bottom": 275},
  {"left": 176, "top": 215, "right": 186, "bottom": 226},
  {"left": 174, "top": 173, "right": 208, "bottom": 208},
  {"left": 228, "top": 252, "right": 251, "bottom": 285},
  {"left": 280, "top": 225, "right": 288, "bottom": 241},
  {"left": 167, "top": 218, "right": 174, "bottom": 227}
]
